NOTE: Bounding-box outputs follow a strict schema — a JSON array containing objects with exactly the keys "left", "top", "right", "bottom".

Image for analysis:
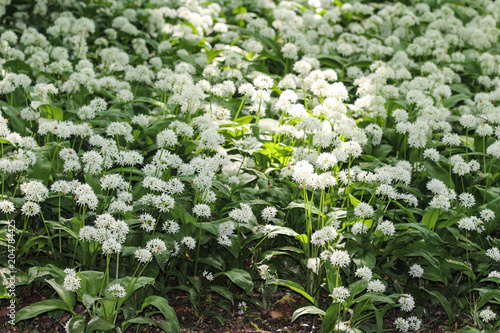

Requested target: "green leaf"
[
  {"left": 46, "top": 279, "right": 76, "bottom": 310},
  {"left": 267, "top": 279, "right": 317, "bottom": 306},
  {"left": 318, "top": 303, "right": 339, "bottom": 333},
  {"left": 372, "top": 144, "right": 392, "bottom": 158},
  {"left": 0, "top": 103, "right": 26, "bottom": 135},
  {"left": 348, "top": 279, "right": 368, "bottom": 298},
  {"left": 421, "top": 208, "right": 440, "bottom": 231},
  {"left": 39, "top": 104, "right": 64, "bottom": 120},
  {"left": 216, "top": 269, "right": 253, "bottom": 296},
  {"left": 443, "top": 94, "right": 469, "bottom": 109},
  {"left": 27, "top": 153, "right": 51, "bottom": 186},
  {"left": 123, "top": 317, "right": 157, "bottom": 326},
  {"left": 397, "top": 243, "right": 441, "bottom": 269},
  {"left": 209, "top": 286, "right": 234, "bottom": 305},
  {"left": 140, "top": 296, "right": 179, "bottom": 333},
  {"left": 118, "top": 276, "right": 155, "bottom": 302},
  {"left": 67, "top": 316, "right": 86, "bottom": 333},
  {"left": 82, "top": 294, "right": 100, "bottom": 311},
  {"left": 423, "top": 289, "right": 453, "bottom": 323},
  {"left": 476, "top": 289, "right": 500, "bottom": 309},
  {"left": 265, "top": 226, "right": 298, "bottom": 237},
  {"left": 45, "top": 220, "right": 78, "bottom": 239},
  {"left": 445, "top": 259, "right": 476, "bottom": 279},
  {"left": 349, "top": 195, "right": 360, "bottom": 207},
  {"left": 456, "top": 327, "right": 481, "bottom": 333},
  {"left": 79, "top": 271, "right": 104, "bottom": 297},
  {"left": 423, "top": 160, "right": 454, "bottom": 188},
  {"left": 295, "top": 234, "right": 309, "bottom": 253},
  {"left": 292, "top": 306, "right": 325, "bottom": 323},
  {"left": 15, "top": 299, "right": 70, "bottom": 323},
  {"left": 85, "top": 317, "right": 115, "bottom": 333},
  {"left": 285, "top": 200, "right": 321, "bottom": 214}
]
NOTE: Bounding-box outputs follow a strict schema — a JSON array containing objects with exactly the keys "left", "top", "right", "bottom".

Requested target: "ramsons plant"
[{"left": 0, "top": 0, "right": 500, "bottom": 332}]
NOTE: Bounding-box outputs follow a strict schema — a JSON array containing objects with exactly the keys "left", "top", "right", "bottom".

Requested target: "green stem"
[{"left": 194, "top": 217, "right": 202, "bottom": 275}]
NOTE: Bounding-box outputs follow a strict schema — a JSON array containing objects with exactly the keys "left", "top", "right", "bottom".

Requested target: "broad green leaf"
[
  {"left": 123, "top": 317, "right": 157, "bottom": 326},
  {"left": 443, "top": 94, "right": 469, "bottom": 109},
  {"left": 140, "top": 296, "right": 179, "bottom": 333},
  {"left": 78, "top": 271, "right": 104, "bottom": 297},
  {"left": 85, "top": 317, "right": 115, "bottom": 333},
  {"left": 67, "top": 316, "right": 86, "bottom": 333},
  {"left": 39, "top": 104, "right": 64, "bottom": 120},
  {"left": 476, "top": 289, "right": 500, "bottom": 309},
  {"left": 15, "top": 299, "right": 70, "bottom": 323},
  {"left": 456, "top": 327, "right": 481, "bottom": 333},
  {"left": 423, "top": 160, "right": 454, "bottom": 188},
  {"left": 46, "top": 279, "right": 75, "bottom": 310},
  {"left": 82, "top": 294, "right": 100, "bottom": 310},
  {"left": 318, "top": 303, "right": 339, "bottom": 333},
  {"left": 295, "top": 234, "right": 309, "bottom": 253},
  {"left": 216, "top": 269, "right": 253, "bottom": 296},
  {"left": 348, "top": 279, "right": 368, "bottom": 298},
  {"left": 285, "top": 200, "right": 321, "bottom": 214},
  {"left": 267, "top": 279, "right": 317, "bottom": 306},
  {"left": 292, "top": 306, "right": 325, "bottom": 323},
  {"left": 445, "top": 259, "right": 476, "bottom": 279},
  {"left": 118, "top": 276, "right": 155, "bottom": 302},
  {"left": 421, "top": 208, "right": 440, "bottom": 231},
  {"left": 423, "top": 289, "right": 453, "bottom": 323},
  {"left": 209, "top": 286, "right": 234, "bottom": 305},
  {"left": 349, "top": 195, "right": 360, "bottom": 207}
]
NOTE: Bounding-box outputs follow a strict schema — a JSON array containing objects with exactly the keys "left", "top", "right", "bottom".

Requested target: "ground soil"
[{"left": 0, "top": 287, "right": 462, "bottom": 332}]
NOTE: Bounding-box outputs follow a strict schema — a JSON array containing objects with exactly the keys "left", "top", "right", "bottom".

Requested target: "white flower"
[
  {"left": 21, "top": 201, "right": 40, "bottom": 216},
  {"left": 107, "top": 284, "right": 126, "bottom": 298},
  {"left": 0, "top": 200, "right": 15, "bottom": 214},
  {"left": 134, "top": 248, "right": 153, "bottom": 264},
  {"left": 367, "top": 279, "right": 386, "bottom": 293},
  {"left": 162, "top": 220, "right": 180, "bottom": 234},
  {"left": 399, "top": 294, "right": 415, "bottom": 312},
  {"left": 329, "top": 250, "right": 351, "bottom": 268},
  {"left": 193, "top": 204, "right": 211, "bottom": 218},
  {"left": 423, "top": 148, "right": 440, "bottom": 162},
  {"left": 311, "top": 226, "right": 337, "bottom": 246},
  {"left": 20, "top": 180, "right": 49, "bottom": 202},
  {"left": 63, "top": 269, "right": 81, "bottom": 292},
  {"left": 488, "top": 271, "right": 500, "bottom": 278},
  {"left": 486, "top": 141, "right": 500, "bottom": 158},
  {"left": 394, "top": 318, "right": 409, "bottom": 332},
  {"left": 229, "top": 203, "right": 254, "bottom": 223},
  {"left": 480, "top": 209, "right": 495, "bottom": 222},
  {"left": 354, "top": 202, "right": 374, "bottom": 219},
  {"left": 139, "top": 213, "right": 156, "bottom": 233},
  {"left": 407, "top": 316, "right": 421, "bottom": 331},
  {"left": 181, "top": 236, "right": 196, "bottom": 250},
  {"left": 376, "top": 220, "right": 395, "bottom": 236},
  {"left": 102, "top": 239, "right": 122, "bottom": 255},
  {"left": 459, "top": 193, "right": 475, "bottom": 208},
  {"left": 351, "top": 221, "right": 368, "bottom": 235},
  {"left": 457, "top": 216, "right": 482, "bottom": 232},
  {"left": 237, "top": 301, "right": 247, "bottom": 315},
  {"left": 202, "top": 270, "right": 213, "bottom": 281},
  {"left": 146, "top": 238, "right": 167, "bottom": 255},
  {"left": 409, "top": 264, "right": 424, "bottom": 278},
  {"left": 486, "top": 248, "right": 500, "bottom": 262},
  {"left": 479, "top": 308, "right": 496, "bottom": 323},
  {"left": 330, "top": 286, "right": 350, "bottom": 303},
  {"left": 355, "top": 267, "right": 373, "bottom": 281},
  {"left": 261, "top": 206, "right": 278, "bottom": 222}
]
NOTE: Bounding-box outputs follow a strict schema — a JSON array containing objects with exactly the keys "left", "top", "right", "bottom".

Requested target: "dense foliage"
[{"left": 1, "top": 0, "right": 500, "bottom": 332}]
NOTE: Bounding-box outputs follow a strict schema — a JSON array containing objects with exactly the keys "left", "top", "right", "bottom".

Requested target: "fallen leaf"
[{"left": 270, "top": 310, "right": 284, "bottom": 319}]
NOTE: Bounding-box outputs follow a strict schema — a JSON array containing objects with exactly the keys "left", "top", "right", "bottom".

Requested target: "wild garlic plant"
[{"left": 1, "top": 0, "right": 500, "bottom": 332}]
